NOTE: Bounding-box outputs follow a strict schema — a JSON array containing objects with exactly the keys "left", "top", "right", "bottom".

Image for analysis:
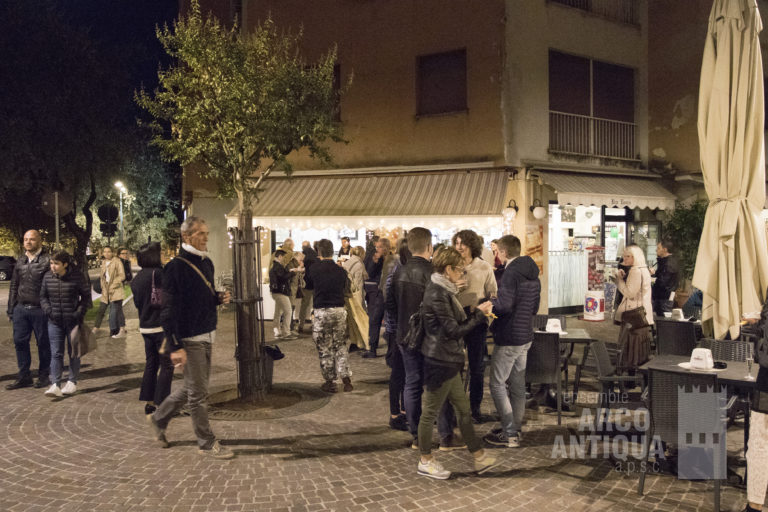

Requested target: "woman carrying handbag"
[{"left": 613, "top": 245, "right": 654, "bottom": 373}]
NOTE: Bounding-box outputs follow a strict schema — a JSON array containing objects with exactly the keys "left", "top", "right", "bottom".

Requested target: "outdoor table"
[
  {"left": 533, "top": 328, "right": 593, "bottom": 406},
  {"left": 639, "top": 354, "right": 756, "bottom": 484},
  {"left": 557, "top": 328, "right": 594, "bottom": 402}
]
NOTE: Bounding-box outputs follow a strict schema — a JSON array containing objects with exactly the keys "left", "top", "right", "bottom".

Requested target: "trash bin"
[{"left": 584, "top": 290, "right": 605, "bottom": 321}]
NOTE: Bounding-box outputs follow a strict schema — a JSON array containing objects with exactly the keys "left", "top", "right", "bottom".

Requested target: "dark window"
[
  {"left": 549, "top": 51, "right": 590, "bottom": 116},
  {"left": 417, "top": 49, "right": 467, "bottom": 116},
  {"left": 549, "top": 50, "right": 634, "bottom": 122},
  {"left": 593, "top": 61, "right": 634, "bottom": 122}
]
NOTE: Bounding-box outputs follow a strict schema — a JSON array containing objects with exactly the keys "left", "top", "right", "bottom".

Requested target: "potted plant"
[{"left": 662, "top": 200, "right": 707, "bottom": 306}]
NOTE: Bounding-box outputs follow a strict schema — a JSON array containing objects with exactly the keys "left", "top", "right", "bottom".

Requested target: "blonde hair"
[
  {"left": 350, "top": 246, "right": 365, "bottom": 259},
  {"left": 624, "top": 245, "right": 647, "bottom": 267}
]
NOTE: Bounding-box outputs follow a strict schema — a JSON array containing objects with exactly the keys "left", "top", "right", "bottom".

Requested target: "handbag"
[
  {"left": 615, "top": 268, "right": 649, "bottom": 329},
  {"left": 150, "top": 270, "right": 163, "bottom": 309},
  {"left": 69, "top": 322, "right": 96, "bottom": 358},
  {"left": 402, "top": 305, "right": 425, "bottom": 352}
]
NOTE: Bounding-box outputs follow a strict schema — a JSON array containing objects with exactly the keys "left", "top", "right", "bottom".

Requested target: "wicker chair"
[
  {"left": 590, "top": 340, "right": 644, "bottom": 434},
  {"left": 655, "top": 318, "right": 699, "bottom": 356},
  {"left": 697, "top": 338, "right": 753, "bottom": 362},
  {"left": 525, "top": 331, "right": 563, "bottom": 425},
  {"left": 638, "top": 368, "right": 727, "bottom": 512}
]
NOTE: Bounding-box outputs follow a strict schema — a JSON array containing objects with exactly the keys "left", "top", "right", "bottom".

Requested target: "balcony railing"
[
  {"left": 550, "top": 0, "right": 639, "bottom": 25},
  {"left": 549, "top": 111, "right": 637, "bottom": 161}
]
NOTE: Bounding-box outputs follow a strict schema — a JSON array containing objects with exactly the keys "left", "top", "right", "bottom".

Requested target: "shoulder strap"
[{"left": 175, "top": 256, "right": 216, "bottom": 297}]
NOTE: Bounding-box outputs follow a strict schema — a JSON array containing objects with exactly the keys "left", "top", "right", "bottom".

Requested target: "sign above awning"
[
  {"left": 537, "top": 172, "right": 677, "bottom": 210},
  {"left": 226, "top": 170, "right": 509, "bottom": 229}
]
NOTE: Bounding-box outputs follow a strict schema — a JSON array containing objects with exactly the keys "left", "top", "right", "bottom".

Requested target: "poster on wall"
[{"left": 525, "top": 224, "right": 544, "bottom": 275}]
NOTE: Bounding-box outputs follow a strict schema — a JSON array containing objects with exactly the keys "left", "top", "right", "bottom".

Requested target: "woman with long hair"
[
  {"left": 40, "top": 251, "right": 92, "bottom": 397},
  {"left": 613, "top": 244, "right": 654, "bottom": 371},
  {"left": 131, "top": 242, "right": 174, "bottom": 415}
]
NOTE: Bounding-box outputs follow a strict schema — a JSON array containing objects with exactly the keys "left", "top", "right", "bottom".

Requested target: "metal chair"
[
  {"left": 525, "top": 331, "right": 563, "bottom": 425},
  {"left": 638, "top": 369, "right": 727, "bottom": 512},
  {"left": 655, "top": 318, "right": 699, "bottom": 356},
  {"left": 697, "top": 338, "right": 753, "bottom": 362}
]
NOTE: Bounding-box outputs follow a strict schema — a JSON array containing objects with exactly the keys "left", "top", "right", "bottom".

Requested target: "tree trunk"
[{"left": 232, "top": 208, "right": 270, "bottom": 402}]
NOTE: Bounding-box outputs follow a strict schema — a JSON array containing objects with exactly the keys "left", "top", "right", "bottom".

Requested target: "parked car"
[{"left": 0, "top": 256, "right": 16, "bottom": 281}]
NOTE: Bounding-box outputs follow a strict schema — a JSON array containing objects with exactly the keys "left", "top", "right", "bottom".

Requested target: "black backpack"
[{"left": 403, "top": 305, "right": 425, "bottom": 352}]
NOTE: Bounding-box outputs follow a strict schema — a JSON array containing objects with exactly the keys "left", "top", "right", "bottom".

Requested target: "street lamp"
[{"left": 115, "top": 181, "right": 127, "bottom": 245}]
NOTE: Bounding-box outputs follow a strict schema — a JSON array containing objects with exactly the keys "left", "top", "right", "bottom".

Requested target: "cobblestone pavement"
[{"left": 0, "top": 303, "right": 755, "bottom": 512}]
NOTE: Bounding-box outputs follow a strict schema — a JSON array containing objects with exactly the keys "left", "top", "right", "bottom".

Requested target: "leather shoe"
[
  {"left": 34, "top": 377, "right": 51, "bottom": 389},
  {"left": 6, "top": 377, "right": 33, "bottom": 390},
  {"left": 362, "top": 350, "right": 378, "bottom": 359}
]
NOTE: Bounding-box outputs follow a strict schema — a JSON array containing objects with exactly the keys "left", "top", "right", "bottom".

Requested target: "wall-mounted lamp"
[
  {"left": 503, "top": 199, "right": 519, "bottom": 221},
  {"left": 530, "top": 199, "right": 547, "bottom": 220}
]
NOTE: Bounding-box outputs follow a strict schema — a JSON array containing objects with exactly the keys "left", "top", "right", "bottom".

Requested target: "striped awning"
[
  {"left": 227, "top": 170, "right": 509, "bottom": 229},
  {"left": 538, "top": 172, "right": 677, "bottom": 210}
]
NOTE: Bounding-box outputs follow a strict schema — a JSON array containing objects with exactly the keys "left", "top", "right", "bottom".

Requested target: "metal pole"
[
  {"left": 119, "top": 189, "right": 124, "bottom": 245},
  {"left": 54, "top": 191, "right": 60, "bottom": 250}
]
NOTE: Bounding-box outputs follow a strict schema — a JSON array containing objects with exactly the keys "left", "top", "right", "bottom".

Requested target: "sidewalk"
[{"left": 0, "top": 308, "right": 749, "bottom": 512}]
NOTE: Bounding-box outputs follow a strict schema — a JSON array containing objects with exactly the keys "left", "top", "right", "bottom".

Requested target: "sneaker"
[
  {"left": 473, "top": 450, "right": 501, "bottom": 474},
  {"left": 483, "top": 430, "right": 520, "bottom": 448},
  {"left": 146, "top": 414, "right": 170, "bottom": 448},
  {"left": 439, "top": 435, "right": 467, "bottom": 451},
  {"left": 389, "top": 414, "right": 408, "bottom": 431},
  {"left": 61, "top": 381, "right": 77, "bottom": 395},
  {"left": 198, "top": 440, "right": 235, "bottom": 459},
  {"left": 342, "top": 377, "right": 353, "bottom": 392},
  {"left": 283, "top": 333, "right": 298, "bottom": 340},
  {"left": 111, "top": 328, "right": 127, "bottom": 339},
  {"left": 348, "top": 344, "right": 360, "bottom": 353},
  {"left": 417, "top": 458, "right": 451, "bottom": 480},
  {"left": 410, "top": 437, "right": 419, "bottom": 450},
  {"left": 144, "top": 403, "right": 157, "bottom": 415},
  {"left": 44, "top": 383, "right": 63, "bottom": 397}
]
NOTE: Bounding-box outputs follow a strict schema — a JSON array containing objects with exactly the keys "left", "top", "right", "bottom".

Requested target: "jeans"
[
  {"left": 489, "top": 342, "right": 531, "bottom": 437},
  {"left": 48, "top": 321, "right": 80, "bottom": 385},
  {"left": 365, "top": 288, "right": 385, "bottom": 351},
  {"left": 418, "top": 373, "right": 482, "bottom": 456},
  {"left": 11, "top": 304, "right": 50, "bottom": 380},
  {"left": 298, "top": 289, "right": 314, "bottom": 330},
  {"left": 153, "top": 336, "right": 216, "bottom": 449},
  {"left": 399, "top": 345, "right": 454, "bottom": 439},
  {"left": 272, "top": 293, "right": 292, "bottom": 337},
  {"left": 463, "top": 315, "right": 488, "bottom": 415},
  {"left": 386, "top": 333, "right": 405, "bottom": 416},
  {"left": 139, "top": 332, "right": 174, "bottom": 404},
  {"left": 93, "top": 300, "right": 124, "bottom": 334}
]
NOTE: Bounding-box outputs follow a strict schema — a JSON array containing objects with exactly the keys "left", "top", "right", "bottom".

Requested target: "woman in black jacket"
[
  {"left": 415, "top": 247, "right": 498, "bottom": 480},
  {"left": 39, "top": 251, "right": 92, "bottom": 397},
  {"left": 131, "top": 242, "right": 174, "bottom": 415}
]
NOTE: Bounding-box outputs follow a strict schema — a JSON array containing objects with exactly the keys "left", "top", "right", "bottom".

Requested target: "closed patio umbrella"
[{"left": 694, "top": 0, "right": 768, "bottom": 340}]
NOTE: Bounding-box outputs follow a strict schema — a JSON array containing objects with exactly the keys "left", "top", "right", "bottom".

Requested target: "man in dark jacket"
[
  {"left": 147, "top": 216, "right": 234, "bottom": 460},
  {"left": 298, "top": 241, "right": 318, "bottom": 334},
  {"left": 484, "top": 235, "right": 541, "bottom": 448},
  {"left": 385, "top": 227, "right": 458, "bottom": 450},
  {"left": 651, "top": 239, "right": 680, "bottom": 316},
  {"left": 6, "top": 229, "right": 51, "bottom": 390}
]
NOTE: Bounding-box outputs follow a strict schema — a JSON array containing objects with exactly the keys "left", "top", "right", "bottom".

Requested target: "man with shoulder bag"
[{"left": 146, "top": 216, "right": 234, "bottom": 460}]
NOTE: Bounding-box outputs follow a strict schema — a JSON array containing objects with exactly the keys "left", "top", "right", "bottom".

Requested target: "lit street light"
[{"left": 115, "top": 181, "right": 127, "bottom": 245}]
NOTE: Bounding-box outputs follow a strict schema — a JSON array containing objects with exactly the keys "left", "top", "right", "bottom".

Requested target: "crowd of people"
[{"left": 5, "top": 221, "right": 768, "bottom": 498}]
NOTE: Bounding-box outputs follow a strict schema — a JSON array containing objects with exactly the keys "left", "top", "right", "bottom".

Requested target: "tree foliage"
[
  {"left": 0, "top": 0, "right": 180, "bottom": 267},
  {"left": 663, "top": 200, "right": 708, "bottom": 281},
  {"left": 136, "top": 0, "right": 346, "bottom": 211}
]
